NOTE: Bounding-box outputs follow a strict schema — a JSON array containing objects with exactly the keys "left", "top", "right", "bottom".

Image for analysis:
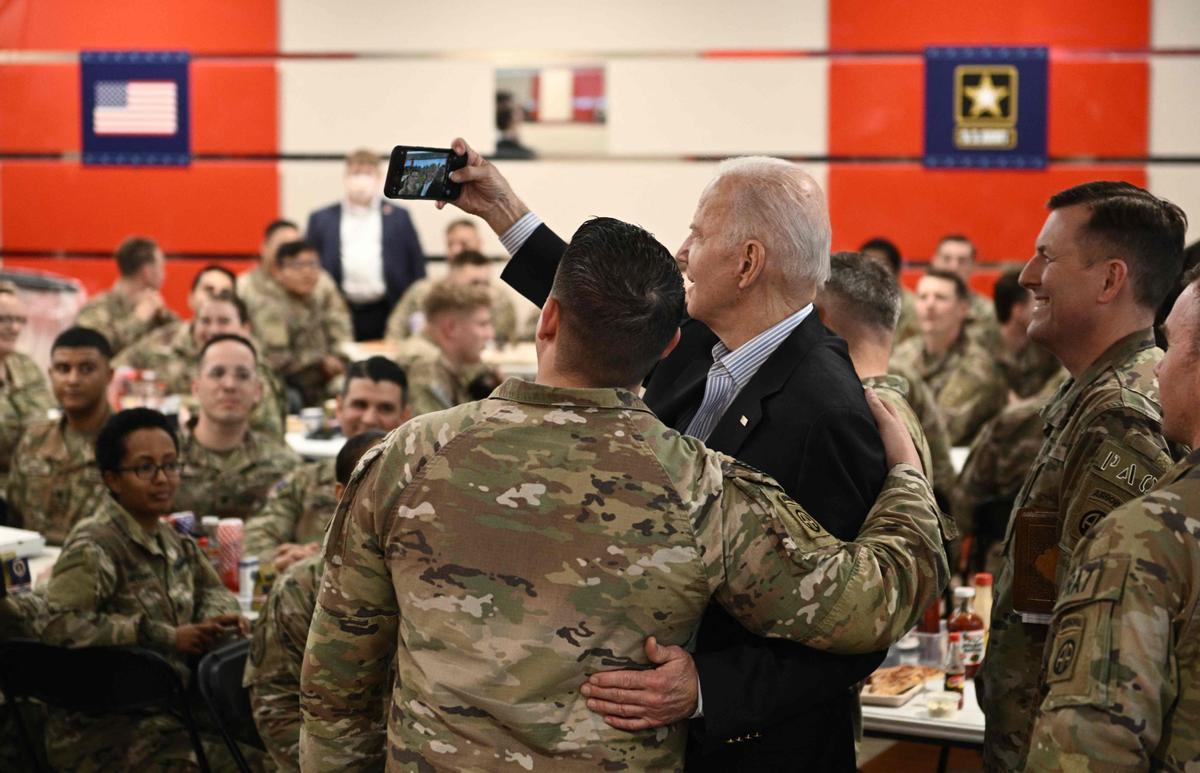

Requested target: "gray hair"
[
  {"left": 824, "top": 251, "right": 901, "bottom": 333},
  {"left": 711, "top": 156, "right": 832, "bottom": 288}
]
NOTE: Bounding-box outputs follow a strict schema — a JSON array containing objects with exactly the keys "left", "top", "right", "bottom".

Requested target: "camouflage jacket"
[
  {"left": 864, "top": 373, "right": 934, "bottom": 486},
  {"left": 894, "top": 287, "right": 920, "bottom": 345},
  {"left": 5, "top": 413, "right": 110, "bottom": 544},
  {"left": 245, "top": 553, "right": 324, "bottom": 773},
  {"left": 965, "top": 290, "right": 1002, "bottom": 350},
  {"left": 977, "top": 328, "right": 1176, "bottom": 771},
  {"left": 891, "top": 329, "right": 1007, "bottom": 446},
  {"left": 997, "top": 341, "right": 1066, "bottom": 401},
  {"left": 1025, "top": 448, "right": 1200, "bottom": 772},
  {"left": 75, "top": 288, "right": 179, "bottom": 354},
  {"left": 0, "top": 350, "right": 54, "bottom": 483},
  {"left": 240, "top": 267, "right": 352, "bottom": 380},
  {"left": 174, "top": 422, "right": 301, "bottom": 520},
  {"left": 887, "top": 362, "right": 956, "bottom": 496},
  {"left": 407, "top": 355, "right": 496, "bottom": 417},
  {"left": 114, "top": 321, "right": 288, "bottom": 438},
  {"left": 385, "top": 277, "right": 519, "bottom": 346},
  {"left": 299, "top": 379, "right": 950, "bottom": 772},
  {"left": 244, "top": 458, "right": 338, "bottom": 562}
]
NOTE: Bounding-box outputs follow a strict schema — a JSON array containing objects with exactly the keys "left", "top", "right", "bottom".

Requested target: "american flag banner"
[{"left": 81, "top": 51, "right": 190, "bottom": 166}]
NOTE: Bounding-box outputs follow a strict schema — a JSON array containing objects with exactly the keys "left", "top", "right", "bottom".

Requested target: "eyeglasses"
[
  {"left": 280, "top": 259, "right": 321, "bottom": 273},
  {"left": 0, "top": 315, "right": 28, "bottom": 326},
  {"left": 118, "top": 461, "right": 182, "bottom": 480}
]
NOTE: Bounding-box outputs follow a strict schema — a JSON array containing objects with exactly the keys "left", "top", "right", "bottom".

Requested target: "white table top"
[
  {"left": 286, "top": 432, "right": 347, "bottom": 460},
  {"left": 861, "top": 678, "right": 985, "bottom": 745}
]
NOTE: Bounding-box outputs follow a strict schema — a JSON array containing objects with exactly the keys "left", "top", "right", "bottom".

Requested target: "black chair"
[
  {"left": 0, "top": 639, "right": 211, "bottom": 773},
  {"left": 197, "top": 638, "right": 263, "bottom": 773}
]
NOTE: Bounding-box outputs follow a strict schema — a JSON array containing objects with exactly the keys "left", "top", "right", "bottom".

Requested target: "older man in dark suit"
[{"left": 440, "top": 139, "right": 889, "bottom": 771}]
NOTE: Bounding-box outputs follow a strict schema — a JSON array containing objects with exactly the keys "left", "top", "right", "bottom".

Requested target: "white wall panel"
[
  {"left": 279, "top": 60, "right": 494, "bottom": 155},
  {"left": 281, "top": 159, "right": 828, "bottom": 260},
  {"left": 1148, "top": 164, "right": 1200, "bottom": 244},
  {"left": 281, "top": 0, "right": 827, "bottom": 54},
  {"left": 607, "top": 58, "right": 828, "bottom": 156},
  {"left": 1152, "top": 0, "right": 1200, "bottom": 49},
  {"left": 1150, "top": 56, "right": 1200, "bottom": 156}
]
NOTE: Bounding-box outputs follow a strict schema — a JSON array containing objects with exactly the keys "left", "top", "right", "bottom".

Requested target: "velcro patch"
[
  {"left": 1093, "top": 439, "right": 1163, "bottom": 497},
  {"left": 1045, "top": 613, "right": 1085, "bottom": 684},
  {"left": 1057, "top": 554, "right": 1129, "bottom": 608}
]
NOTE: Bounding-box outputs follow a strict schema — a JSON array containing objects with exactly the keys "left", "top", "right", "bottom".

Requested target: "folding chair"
[{"left": 197, "top": 638, "right": 263, "bottom": 773}]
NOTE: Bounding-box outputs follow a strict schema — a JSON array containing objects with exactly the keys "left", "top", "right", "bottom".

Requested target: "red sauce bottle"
[{"left": 948, "top": 586, "right": 985, "bottom": 678}]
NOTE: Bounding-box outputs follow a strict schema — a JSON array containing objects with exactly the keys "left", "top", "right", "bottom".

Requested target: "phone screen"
[{"left": 387, "top": 148, "right": 456, "bottom": 200}]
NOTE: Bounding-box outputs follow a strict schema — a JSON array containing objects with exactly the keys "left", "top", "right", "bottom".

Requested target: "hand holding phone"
[{"left": 384, "top": 145, "right": 467, "bottom": 201}]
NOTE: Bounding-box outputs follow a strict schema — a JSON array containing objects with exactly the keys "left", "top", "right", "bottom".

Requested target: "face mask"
[{"left": 346, "top": 173, "right": 377, "bottom": 202}]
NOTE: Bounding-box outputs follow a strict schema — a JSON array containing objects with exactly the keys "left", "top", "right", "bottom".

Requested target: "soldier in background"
[
  {"left": 992, "top": 268, "right": 1065, "bottom": 400},
  {"left": 248, "top": 240, "right": 351, "bottom": 409},
  {"left": 174, "top": 334, "right": 299, "bottom": 520},
  {"left": 404, "top": 281, "right": 499, "bottom": 416},
  {"left": 6, "top": 327, "right": 113, "bottom": 544},
  {"left": 299, "top": 217, "right": 950, "bottom": 771},
  {"left": 0, "top": 281, "right": 54, "bottom": 492},
  {"left": 1025, "top": 268, "right": 1200, "bottom": 771},
  {"left": 891, "top": 269, "right": 1007, "bottom": 445},
  {"left": 76, "top": 236, "right": 178, "bottom": 354},
  {"left": 244, "top": 357, "right": 408, "bottom": 570},
  {"left": 976, "top": 181, "right": 1186, "bottom": 770},
  {"left": 385, "top": 248, "right": 518, "bottom": 345},
  {"left": 860, "top": 237, "right": 920, "bottom": 346},
  {"left": 244, "top": 429, "right": 388, "bottom": 772},
  {"left": 930, "top": 233, "right": 1001, "bottom": 348}
]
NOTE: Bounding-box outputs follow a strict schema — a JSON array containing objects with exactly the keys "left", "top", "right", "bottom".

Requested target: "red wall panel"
[
  {"left": 828, "top": 163, "right": 1148, "bottom": 264},
  {"left": 0, "top": 63, "right": 79, "bottom": 154},
  {"left": 830, "top": 0, "right": 1149, "bottom": 51},
  {"left": 0, "top": 161, "right": 278, "bottom": 254},
  {"left": 0, "top": 0, "right": 277, "bottom": 54}
]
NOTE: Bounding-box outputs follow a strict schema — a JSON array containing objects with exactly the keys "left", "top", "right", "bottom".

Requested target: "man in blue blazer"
[{"left": 306, "top": 149, "right": 426, "bottom": 341}]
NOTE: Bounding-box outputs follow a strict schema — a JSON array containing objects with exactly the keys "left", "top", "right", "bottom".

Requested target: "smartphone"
[{"left": 384, "top": 145, "right": 467, "bottom": 201}]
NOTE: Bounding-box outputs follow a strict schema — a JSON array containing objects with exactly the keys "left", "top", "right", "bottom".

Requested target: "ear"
[
  {"left": 101, "top": 470, "right": 120, "bottom": 496},
  {"left": 659, "top": 327, "right": 682, "bottom": 361},
  {"left": 334, "top": 482, "right": 345, "bottom": 500},
  {"left": 536, "top": 297, "right": 561, "bottom": 342},
  {"left": 1097, "top": 259, "right": 1129, "bottom": 304},
  {"left": 735, "top": 240, "right": 767, "bottom": 290}
]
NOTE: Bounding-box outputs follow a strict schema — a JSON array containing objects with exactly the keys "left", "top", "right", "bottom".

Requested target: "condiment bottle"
[
  {"left": 948, "top": 586, "right": 986, "bottom": 678},
  {"left": 943, "top": 632, "right": 965, "bottom": 709},
  {"left": 973, "top": 572, "right": 994, "bottom": 632}
]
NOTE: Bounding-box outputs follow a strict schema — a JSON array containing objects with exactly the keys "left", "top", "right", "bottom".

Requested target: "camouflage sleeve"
[
  {"left": 250, "top": 368, "right": 288, "bottom": 439},
  {"left": 320, "top": 283, "right": 354, "bottom": 349},
  {"left": 189, "top": 538, "right": 240, "bottom": 621},
  {"left": 244, "top": 445, "right": 302, "bottom": 517},
  {"left": 299, "top": 452, "right": 397, "bottom": 771},
  {"left": 492, "top": 294, "right": 517, "bottom": 346},
  {"left": 3, "top": 442, "right": 30, "bottom": 530},
  {"left": 42, "top": 539, "right": 177, "bottom": 650},
  {"left": 385, "top": 285, "right": 421, "bottom": 341},
  {"left": 1025, "top": 497, "right": 1188, "bottom": 771},
  {"left": 245, "top": 468, "right": 306, "bottom": 561},
  {"left": 698, "top": 459, "right": 950, "bottom": 653},
  {"left": 252, "top": 306, "right": 325, "bottom": 376},
  {"left": 0, "top": 589, "right": 49, "bottom": 641},
  {"left": 77, "top": 304, "right": 151, "bottom": 354},
  {"left": 937, "top": 355, "right": 1007, "bottom": 446}
]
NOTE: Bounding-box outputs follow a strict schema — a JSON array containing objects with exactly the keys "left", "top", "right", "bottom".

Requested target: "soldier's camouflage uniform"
[
  {"left": 244, "top": 458, "right": 337, "bottom": 562},
  {"left": 299, "top": 378, "right": 951, "bottom": 771},
  {"left": 887, "top": 362, "right": 956, "bottom": 498},
  {"left": 244, "top": 553, "right": 324, "bottom": 772},
  {"left": 114, "top": 321, "right": 288, "bottom": 438},
  {"left": 385, "top": 277, "right": 518, "bottom": 346},
  {"left": 5, "top": 413, "right": 111, "bottom": 544},
  {"left": 0, "top": 350, "right": 54, "bottom": 487},
  {"left": 406, "top": 355, "right": 498, "bottom": 417},
  {"left": 174, "top": 421, "right": 300, "bottom": 520},
  {"left": 41, "top": 495, "right": 250, "bottom": 771},
  {"left": 894, "top": 287, "right": 920, "bottom": 345},
  {"left": 976, "top": 328, "right": 1176, "bottom": 770},
  {"left": 1025, "top": 448, "right": 1200, "bottom": 772},
  {"left": 997, "top": 340, "right": 1065, "bottom": 401},
  {"left": 75, "top": 289, "right": 179, "bottom": 354},
  {"left": 891, "top": 330, "right": 1007, "bottom": 446},
  {"left": 863, "top": 373, "right": 934, "bottom": 485},
  {"left": 965, "top": 290, "right": 1002, "bottom": 350},
  {"left": 239, "top": 266, "right": 352, "bottom": 407},
  {"left": 237, "top": 265, "right": 352, "bottom": 347}
]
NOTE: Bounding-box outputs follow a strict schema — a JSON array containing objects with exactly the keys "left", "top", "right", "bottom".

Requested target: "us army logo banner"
[{"left": 923, "top": 46, "right": 1048, "bottom": 169}]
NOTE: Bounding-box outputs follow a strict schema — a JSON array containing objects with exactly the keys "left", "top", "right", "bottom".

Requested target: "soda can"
[{"left": 238, "top": 556, "right": 260, "bottom": 607}]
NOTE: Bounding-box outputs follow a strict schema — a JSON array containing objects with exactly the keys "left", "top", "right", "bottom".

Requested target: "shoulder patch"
[
  {"left": 1045, "top": 612, "right": 1085, "bottom": 684},
  {"left": 1092, "top": 439, "right": 1163, "bottom": 497},
  {"left": 1057, "top": 554, "right": 1129, "bottom": 608}
]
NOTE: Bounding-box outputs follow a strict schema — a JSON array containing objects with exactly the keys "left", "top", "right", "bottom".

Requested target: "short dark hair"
[
  {"left": 448, "top": 249, "right": 490, "bottom": 269},
  {"left": 195, "top": 292, "right": 250, "bottom": 326},
  {"left": 95, "top": 408, "right": 178, "bottom": 476},
  {"left": 335, "top": 430, "right": 388, "bottom": 486},
  {"left": 190, "top": 264, "right": 236, "bottom": 295},
  {"left": 114, "top": 237, "right": 160, "bottom": 277},
  {"left": 936, "top": 234, "right": 976, "bottom": 259},
  {"left": 1156, "top": 240, "right": 1200, "bottom": 349},
  {"left": 992, "top": 268, "right": 1030, "bottom": 324},
  {"left": 197, "top": 333, "right": 257, "bottom": 366},
  {"left": 263, "top": 219, "right": 298, "bottom": 241},
  {"left": 921, "top": 268, "right": 970, "bottom": 302},
  {"left": 496, "top": 91, "right": 516, "bottom": 132},
  {"left": 343, "top": 356, "right": 408, "bottom": 406},
  {"left": 1047, "top": 181, "right": 1187, "bottom": 310},
  {"left": 551, "top": 217, "right": 684, "bottom": 387},
  {"left": 275, "top": 239, "right": 318, "bottom": 267},
  {"left": 859, "top": 237, "right": 902, "bottom": 275},
  {"left": 52, "top": 326, "right": 113, "bottom": 360},
  {"left": 825, "top": 251, "right": 901, "bottom": 334}
]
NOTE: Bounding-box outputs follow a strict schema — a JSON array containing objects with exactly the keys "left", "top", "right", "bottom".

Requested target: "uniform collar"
[
  {"left": 1160, "top": 447, "right": 1200, "bottom": 488},
  {"left": 1041, "top": 328, "right": 1157, "bottom": 430},
  {"left": 102, "top": 497, "right": 171, "bottom": 558},
  {"left": 491, "top": 377, "right": 652, "bottom": 414}
]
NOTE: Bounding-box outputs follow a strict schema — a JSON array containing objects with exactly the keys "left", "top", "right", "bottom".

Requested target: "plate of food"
[{"left": 862, "top": 665, "right": 942, "bottom": 706}]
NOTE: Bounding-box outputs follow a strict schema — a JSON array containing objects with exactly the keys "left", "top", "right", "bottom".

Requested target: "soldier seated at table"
[
  {"left": 115, "top": 288, "right": 288, "bottom": 438},
  {"left": 405, "top": 281, "right": 500, "bottom": 417},
  {"left": 173, "top": 334, "right": 299, "bottom": 520},
  {"left": 385, "top": 247, "right": 518, "bottom": 346},
  {"left": 75, "top": 236, "right": 179, "bottom": 355},
  {"left": 245, "top": 356, "right": 408, "bottom": 571},
  {"left": 992, "top": 268, "right": 1066, "bottom": 402},
  {"left": 247, "top": 240, "right": 351, "bottom": 409},
  {"left": 244, "top": 429, "right": 388, "bottom": 772},
  {"left": 6, "top": 327, "right": 113, "bottom": 544},
  {"left": 0, "top": 280, "right": 55, "bottom": 495},
  {"left": 41, "top": 407, "right": 257, "bottom": 771}
]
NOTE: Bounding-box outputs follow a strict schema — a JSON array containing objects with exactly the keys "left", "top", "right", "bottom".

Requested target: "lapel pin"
[{"left": 739, "top": 415, "right": 748, "bottom": 427}]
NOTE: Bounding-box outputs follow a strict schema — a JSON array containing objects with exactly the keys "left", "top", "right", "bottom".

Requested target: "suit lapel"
[{"left": 663, "top": 359, "right": 714, "bottom": 432}]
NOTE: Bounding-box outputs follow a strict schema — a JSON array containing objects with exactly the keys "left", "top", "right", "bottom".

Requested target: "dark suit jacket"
[
  {"left": 305, "top": 200, "right": 426, "bottom": 307},
  {"left": 502, "top": 223, "right": 888, "bottom": 772}
]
